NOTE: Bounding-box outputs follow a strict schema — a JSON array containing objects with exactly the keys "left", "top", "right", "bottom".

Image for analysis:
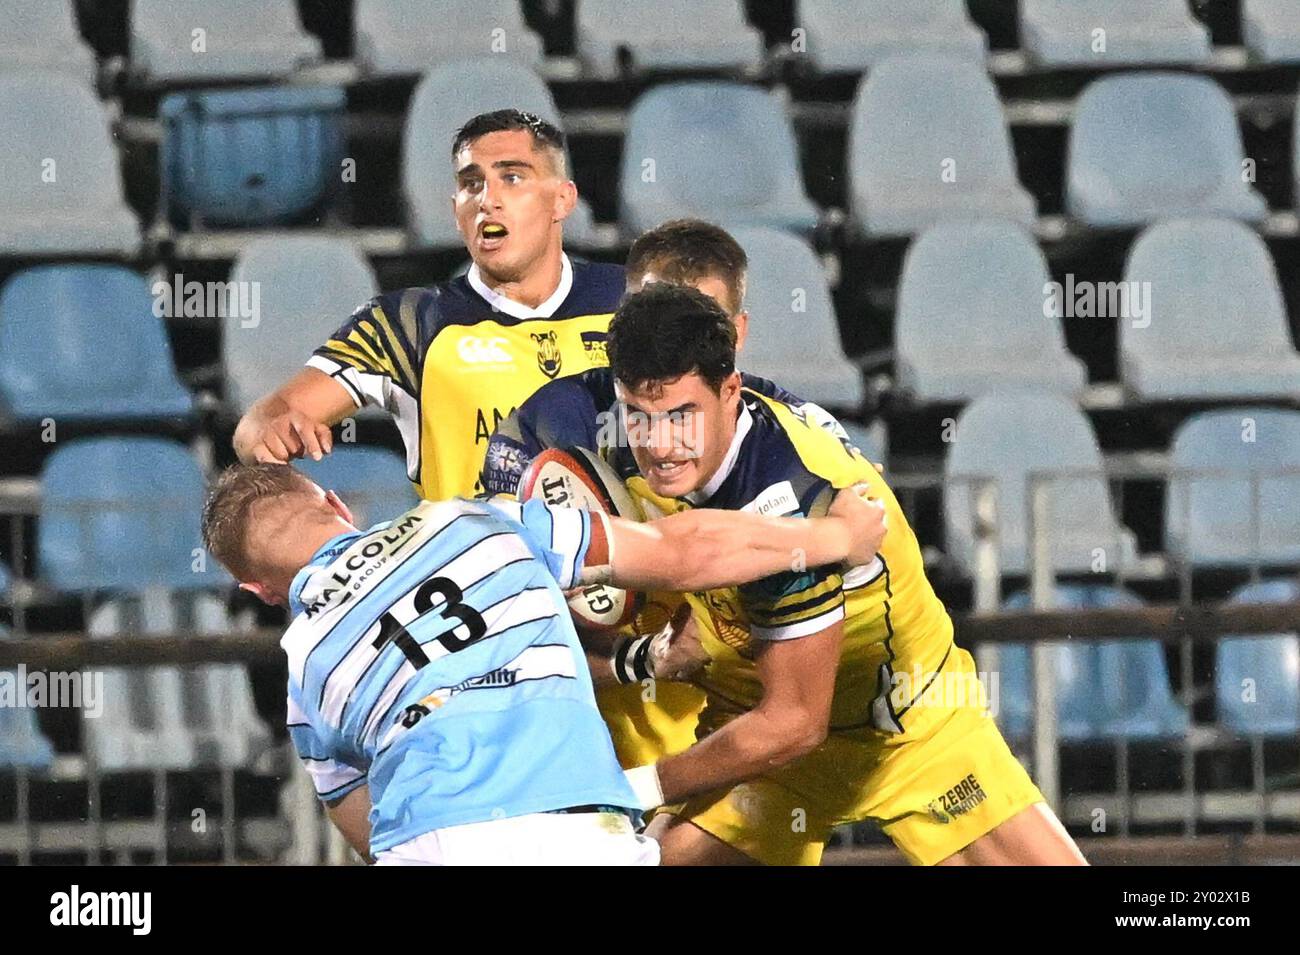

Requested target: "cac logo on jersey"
[
  {"left": 531, "top": 330, "right": 562, "bottom": 379},
  {"left": 457, "top": 335, "right": 512, "bottom": 365}
]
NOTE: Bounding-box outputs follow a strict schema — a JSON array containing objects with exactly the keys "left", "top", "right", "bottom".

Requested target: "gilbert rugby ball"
[{"left": 519, "top": 447, "right": 643, "bottom": 630}]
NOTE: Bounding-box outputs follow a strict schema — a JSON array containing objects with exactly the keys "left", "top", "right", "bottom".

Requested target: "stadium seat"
[
  {"left": 160, "top": 86, "right": 346, "bottom": 229},
  {"left": 355, "top": 0, "right": 543, "bottom": 74},
  {"left": 0, "top": 559, "right": 9, "bottom": 595},
  {"left": 0, "top": 0, "right": 98, "bottom": 84},
  {"left": 1243, "top": 0, "right": 1300, "bottom": 63},
  {"left": 224, "top": 237, "right": 378, "bottom": 414},
  {"left": 1165, "top": 409, "right": 1300, "bottom": 567},
  {"left": 0, "top": 73, "right": 139, "bottom": 256},
  {"left": 730, "top": 227, "right": 861, "bottom": 408},
  {"left": 403, "top": 58, "right": 597, "bottom": 248},
  {"left": 0, "top": 266, "right": 194, "bottom": 423},
  {"left": 798, "top": 0, "right": 987, "bottom": 72},
  {"left": 576, "top": 0, "right": 763, "bottom": 75},
  {"left": 83, "top": 589, "right": 270, "bottom": 770},
  {"left": 1216, "top": 579, "right": 1300, "bottom": 736},
  {"left": 895, "top": 221, "right": 1087, "bottom": 402},
  {"left": 847, "top": 55, "right": 1035, "bottom": 238},
  {"left": 1020, "top": 0, "right": 1211, "bottom": 66},
  {"left": 0, "top": 624, "right": 56, "bottom": 770},
  {"left": 1067, "top": 73, "right": 1267, "bottom": 228},
  {"left": 944, "top": 390, "right": 1136, "bottom": 575},
  {"left": 620, "top": 83, "right": 819, "bottom": 236},
  {"left": 295, "top": 447, "right": 419, "bottom": 530},
  {"left": 1001, "top": 586, "right": 1188, "bottom": 740},
  {"left": 38, "top": 438, "right": 221, "bottom": 594},
  {"left": 1121, "top": 220, "right": 1300, "bottom": 400},
  {"left": 130, "top": 0, "right": 321, "bottom": 82}
]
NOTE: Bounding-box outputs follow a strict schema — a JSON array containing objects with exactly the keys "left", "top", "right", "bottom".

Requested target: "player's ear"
[
  {"left": 553, "top": 179, "right": 578, "bottom": 223},
  {"left": 732, "top": 310, "right": 750, "bottom": 352},
  {"left": 239, "top": 581, "right": 279, "bottom": 607},
  {"left": 324, "top": 489, "right": 356, "bottom": 526},
  {"left": 720, "top": 370, "right": 742, "bottom": 404}
]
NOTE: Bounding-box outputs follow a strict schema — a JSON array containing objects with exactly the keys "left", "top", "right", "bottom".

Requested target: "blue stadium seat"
[
  {"left": 799, "top": 0, "right": 987, "bottom": 72},
  {"left": 38, "top": 438, "right": 221, "bottom": 594},
  {"left": 620, "top": 83, "right": 819, "bottom": 236},
  {"left": 1001, "top": 586, "right": 1188, "bottom": 740},
  {"left": 225, "top": 237, "right": 378, "bottom": 414},
  {"left": 1067, "top": 73, "right": 1266, "bottom": 228},
  {"left": 577, "top": 0, "right": 763, "bottom": 75},
  {"left": 1165, "top": 409, "right": 1300, "bottom": 567},
  {"left": 895, "top": 221, "right": 1086, "bottom": 402},
  {"left": 1244, "top": 0, "right": 1300, "bottom": 63},
  {"left": 355, "top": 0, "right": 543, "bottom": 74},
  {"left": 130, "top": 0, "right": 321, "bottom": 82},
  {"left": 295, "top": 447, "right": 419, "bottom": 530},
  {"left": 0, "top": 0, "right": 97, "bottom": 84},
  {"left": 945, "top": 391, "right": 1136, "bottom": 575},
  {"left": 0, "top": 72, "right": 139, "bottom": 256},
  {"left": 0, "top": 559, "right": 9, "bottom": 595},
  {"left": 0, "top": 625, "right": 56, "bottom": 771},
  {"left": 1020, "top": 0, "right": 1210, "bottom": 66},
  {"left": 1121, "top": 220, "right": 1300, "bottom": 400},
  {"left": 847, "top": 55, "right": 1035, "bottom": 238},
  {"left": 1216, "top": 580, "right": 1300, "bottom": 736},
  {"left": 403, "top": 58, "right": 597, "bottom": 248},
  {"left": 730, "top": 227, "right": 861, "bottom": 408},
  {"left": 839, "top": 422, "right": 885, "bottom": 469},
  {"left": 160, "top": 86, "right": 346, "bottom": 229},
  {"left": 0, "top": 266, "right": 194, "bottom": 422}
]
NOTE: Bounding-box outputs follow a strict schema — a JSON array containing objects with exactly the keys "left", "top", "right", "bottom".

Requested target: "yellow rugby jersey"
[
  {"left": 610, "top": 389, "right": 956, "bottom": 732},
  {"left": 308, "top": 255, "right": 623, "bottom": 499}
]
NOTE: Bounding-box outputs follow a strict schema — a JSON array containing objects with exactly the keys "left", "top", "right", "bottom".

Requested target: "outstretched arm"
[
  {"left": 234, "top": 367, "right": 353, "bottom": 463},
  {"left": 584, "top": 486, "right": 886, "bottom": 593}
]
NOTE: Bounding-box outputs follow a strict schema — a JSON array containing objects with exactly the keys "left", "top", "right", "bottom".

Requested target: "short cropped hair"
[
  {"left": 625, "top": 219, "right": 748, "bottom": 315},
  {"left": 201, "top": 463, "right": 319, "bottom": 581},
  {"left": 607, "top": 284, "right": 737, "bottom": 395},
  {"left": 451, "top": 109, "right": 567, "bottom": 176}
]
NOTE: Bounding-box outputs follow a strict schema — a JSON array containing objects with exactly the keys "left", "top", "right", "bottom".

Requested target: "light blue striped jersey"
[{"left": 282, "top": 496, "right": 636, "bottom": 853}]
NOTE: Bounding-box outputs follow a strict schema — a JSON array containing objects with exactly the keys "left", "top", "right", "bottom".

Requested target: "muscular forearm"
[
  {"left": 653, "top": 705, "right": 825, "bottom": 805},
  {"left": 633, "top": 510, "right": 853, "bottom": 593}
]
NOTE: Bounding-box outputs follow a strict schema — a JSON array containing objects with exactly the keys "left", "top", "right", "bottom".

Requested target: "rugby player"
[
  {"left": 199, "top": 462, "right": 885, "bottom": 864},
  {"left": 604, "top": 285, "right": 1087, "bottom": 867},
  {"left": 233, "top": 108, "right": 620, "bottom": 500},
  {"left": 483, "top": 219, "right": 857, "bottom": 766}
]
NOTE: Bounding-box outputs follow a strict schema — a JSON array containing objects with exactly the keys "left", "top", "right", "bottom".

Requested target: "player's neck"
[{"left": 479, "top": 247, "right": 564, "bottom": 309}]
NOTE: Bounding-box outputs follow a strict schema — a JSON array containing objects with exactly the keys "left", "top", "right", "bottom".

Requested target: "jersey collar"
[
  {"left": 686, "top": 401, "right": 754, "bottom": 505},
  {"left": 467, "top": 253, "right": 574, "bottom": 321},
  {"left": 287, "top": 530, "right": 363, "bottom": 619}
]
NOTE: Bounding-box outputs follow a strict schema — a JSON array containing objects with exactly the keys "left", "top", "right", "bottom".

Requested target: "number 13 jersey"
[{"left": 282, "top": 497, "right": 636, "bottom": 853}]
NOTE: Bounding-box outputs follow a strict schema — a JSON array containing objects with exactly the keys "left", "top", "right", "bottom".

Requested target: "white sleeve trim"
[
  {"left": 749, "top": 604, "right": 845, "bottom": 642},
  {"left": 306, "top": 354, "right": 388, "bottom": 410}
]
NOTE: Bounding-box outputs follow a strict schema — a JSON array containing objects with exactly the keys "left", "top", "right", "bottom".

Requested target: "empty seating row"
[
  {"left": 996, "top": 581, "right": 1300, "bottom": 741},
  {"left": 0, "top": 60, "right": 1291, "bottom": 255},
  {"left": 896, "top": 218, "right": 1300, "bottom": 405},
  {"left": 945, "top": 395, "right": 1300, "bottom": 573}
]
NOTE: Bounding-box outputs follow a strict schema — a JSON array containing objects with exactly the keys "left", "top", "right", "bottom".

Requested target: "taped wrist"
[{"left": 611, "top": 634, "right": 654, "bottom": 685}]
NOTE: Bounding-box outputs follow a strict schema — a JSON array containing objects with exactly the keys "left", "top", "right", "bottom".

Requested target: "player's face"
[
  {"left": 615, "top": 371, "right": 743, "bottom": 498},
  {"left": 453, "top": 130, "right": 575, "bottom": 282}
]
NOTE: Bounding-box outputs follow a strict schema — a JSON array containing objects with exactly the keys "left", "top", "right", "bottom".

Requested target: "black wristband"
[{"left": 611, "top": 635, "right": 654, "bottom": 685}]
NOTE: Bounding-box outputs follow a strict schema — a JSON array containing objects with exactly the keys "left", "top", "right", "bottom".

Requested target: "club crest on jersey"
[{"left": 531, "top": 331, "right": 562, "bottom": 379}]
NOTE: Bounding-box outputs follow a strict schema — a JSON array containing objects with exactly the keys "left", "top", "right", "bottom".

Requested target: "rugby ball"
[{"left": 519, "top": 447, "right": 643, "bottom": 631}]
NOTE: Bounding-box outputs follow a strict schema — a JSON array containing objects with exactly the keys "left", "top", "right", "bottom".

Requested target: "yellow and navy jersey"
[
  {"left": 609, "top": 388, "right": 955, "bottom": 731},
  {"left": 308, "top": 255, "right": 624, "bottom": 500}
]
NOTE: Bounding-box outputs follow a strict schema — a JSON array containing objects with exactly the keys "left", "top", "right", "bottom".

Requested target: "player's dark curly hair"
[
  {"left": 626, "top": 219, "right": 748, "bottom": 315},
  {"left": 607, "top": 284, "right": 737, "bottom": 395},
  {"left": 452, "top": 109, "right": 567, "bottom": 175}
]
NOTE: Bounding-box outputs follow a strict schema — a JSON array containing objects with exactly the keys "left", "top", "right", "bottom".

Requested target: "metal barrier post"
[{"left": 1028, "top": 475, "right": 1060, "bottom": 811}]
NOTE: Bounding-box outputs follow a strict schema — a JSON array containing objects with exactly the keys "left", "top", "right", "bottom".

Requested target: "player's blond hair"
[{"left": 201, "top": 463, "right": 322, "bottom": 581}]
